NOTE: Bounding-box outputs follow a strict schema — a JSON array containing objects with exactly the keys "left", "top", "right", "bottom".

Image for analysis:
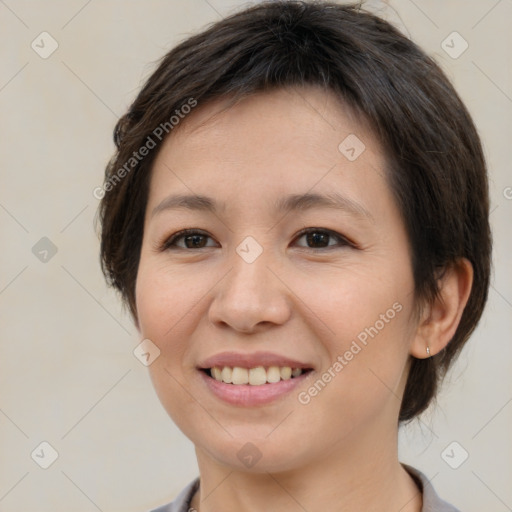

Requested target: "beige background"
[{"left": 1, "top": 0, "right": 511, "bottom": 510}]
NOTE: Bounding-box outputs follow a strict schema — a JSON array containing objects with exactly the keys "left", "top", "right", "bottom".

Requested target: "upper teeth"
[{"left": 210, "top": 366, "right": 304, "bottom": 385}]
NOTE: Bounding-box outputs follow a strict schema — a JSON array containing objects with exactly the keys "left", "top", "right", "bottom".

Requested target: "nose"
[{"left": 208, "top": 252, "right": 292, "bottom": 334}]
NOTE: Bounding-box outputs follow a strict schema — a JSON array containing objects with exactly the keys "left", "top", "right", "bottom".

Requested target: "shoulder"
[
  {"left": 402, "top": 464, "right": 461, "bottom": 512},
  {"left": 147, "top": 477, "right": 200, "bottom": 512},
  {"left": 148, "top": 469, "right": 461, "bottom": 512}
]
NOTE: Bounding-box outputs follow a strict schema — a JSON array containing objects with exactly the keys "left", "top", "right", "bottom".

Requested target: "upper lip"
[{"left": 198, "top": 351, "right": 313, "bottom": 370}]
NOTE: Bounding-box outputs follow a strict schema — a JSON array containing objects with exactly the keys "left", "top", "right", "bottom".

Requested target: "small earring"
[{"left": 426, "top": 345, "right": 431, "bottom": 357}]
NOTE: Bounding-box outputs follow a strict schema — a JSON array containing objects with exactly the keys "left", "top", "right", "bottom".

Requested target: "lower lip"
[{"left": 199, "top": 370, "right": 311, "bottom": 406}]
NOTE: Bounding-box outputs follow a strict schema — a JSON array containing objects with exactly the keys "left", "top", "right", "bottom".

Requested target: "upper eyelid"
[{"left": 163, "top": 229, "right": 217, "bottom": 248}]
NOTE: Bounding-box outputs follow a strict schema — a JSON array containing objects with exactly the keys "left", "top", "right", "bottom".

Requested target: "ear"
[{"left": 410, "top": 258, "right": 473, "bottom": 358}]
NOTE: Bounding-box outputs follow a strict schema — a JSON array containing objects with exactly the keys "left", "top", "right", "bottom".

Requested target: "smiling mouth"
[{"left": 202, "top": 366, "right": 313, "bottom": 386}]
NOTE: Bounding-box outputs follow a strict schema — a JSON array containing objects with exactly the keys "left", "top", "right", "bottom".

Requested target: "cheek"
[
  {"left": 135, "top": 259, "right": 198, "bottom": 341},
  {"left": 289, "top": 261, "right": 410, "bottom": 343},
  {"left": 288, "top": 263, "right": 413, "bottom": 393},
  {"left": 135, "top": 262, "right": 203, "bottom": 425}
]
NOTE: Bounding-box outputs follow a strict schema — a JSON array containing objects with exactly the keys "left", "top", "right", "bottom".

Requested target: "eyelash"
[{"left": 157, "top": 227, "right": 354, "bottom": 252}]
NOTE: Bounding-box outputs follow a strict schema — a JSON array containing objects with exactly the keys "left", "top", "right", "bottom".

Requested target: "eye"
[
  {"left": 158, "top": 227, "right": 353, "bottom": 252},
  {"left": 159, "top": 229, "right": 218, "bottom": 250},
  {"left": 293, "top": 227, "right": 351, "bottom": 250}
]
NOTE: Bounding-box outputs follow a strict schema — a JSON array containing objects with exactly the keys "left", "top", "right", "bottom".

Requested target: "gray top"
[{"left": 149, "top": 464, "right": 460, "bottom": 512}]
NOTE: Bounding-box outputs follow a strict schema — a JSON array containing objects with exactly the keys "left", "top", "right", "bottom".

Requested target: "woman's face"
[{"left": 135, "top": 86, "right": 419, "bottom": 472}]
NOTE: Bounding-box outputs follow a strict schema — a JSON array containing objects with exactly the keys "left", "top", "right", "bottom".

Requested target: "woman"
[{"left": 97, "top": 2, "right": 491, "bottom": 511}]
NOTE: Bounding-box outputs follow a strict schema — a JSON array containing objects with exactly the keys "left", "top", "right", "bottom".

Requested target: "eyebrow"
[{"left": 151, "top": 192, "right": 373, "bottom": 221}]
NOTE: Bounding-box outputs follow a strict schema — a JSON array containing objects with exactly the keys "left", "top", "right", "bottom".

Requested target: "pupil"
[
  {"left": 186, "top": 235, "right": 204, "bottom": 248},
  {"left": 307, "top": 232, "right": 328, "bottom": 247}
]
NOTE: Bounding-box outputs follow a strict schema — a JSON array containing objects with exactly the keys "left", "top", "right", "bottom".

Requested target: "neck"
[{"left": 190, "top": 421, "right": 422, "bottom": 512}]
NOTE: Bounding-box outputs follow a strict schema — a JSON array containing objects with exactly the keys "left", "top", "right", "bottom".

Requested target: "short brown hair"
[{"left": 97, "top": 1, "right": 492, "bottom": 422}]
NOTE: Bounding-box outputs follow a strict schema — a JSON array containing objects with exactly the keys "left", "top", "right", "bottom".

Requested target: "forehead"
[
  {"left": 172, "top": 86, "right": 368, "bottom": 156},
  {"left": 147, "top": 86, "right": 389, "bottom": 217}
]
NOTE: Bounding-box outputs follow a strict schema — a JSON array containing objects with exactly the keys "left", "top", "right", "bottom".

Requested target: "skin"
[{"left": 135, "top": 85, "right": 473, "bottom": 512}]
